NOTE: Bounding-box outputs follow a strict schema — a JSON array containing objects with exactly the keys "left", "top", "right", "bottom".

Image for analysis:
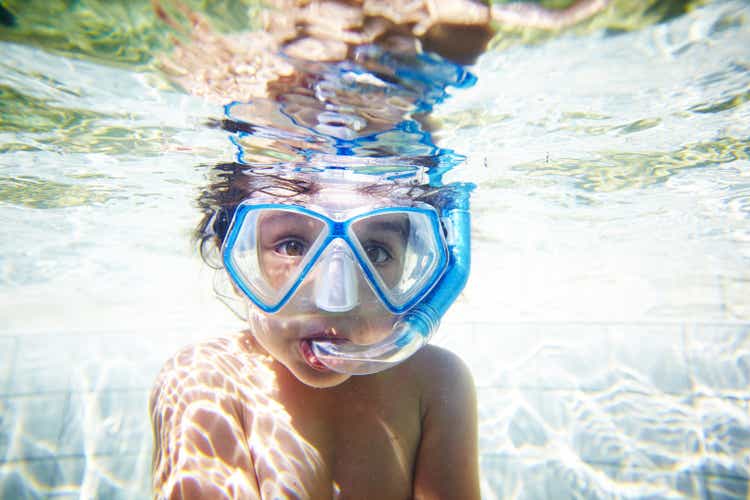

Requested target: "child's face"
[{"left": 245, "top": 185, "right": 409, "bottom": 388}]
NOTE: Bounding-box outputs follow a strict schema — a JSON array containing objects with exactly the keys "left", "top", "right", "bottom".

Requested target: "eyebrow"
[
  {"left": 258, "top": 212, "right": 325, "bottom": 235},
  {"left": 261, "top": 212, "right": 301, "bottom": 225},
  {"left": 356, "top": 218, "right": 409, "bottom": 238},
  {"left": 258, "top": 210, "right": 409, "bottom": 238}
]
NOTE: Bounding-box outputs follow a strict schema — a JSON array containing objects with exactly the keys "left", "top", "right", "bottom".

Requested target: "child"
[
  {"left": 149, "top": 1, "right": 609, "bottom": 496},
  {"left": 149, "top": 169, "right": 479, "bottom": 499}
]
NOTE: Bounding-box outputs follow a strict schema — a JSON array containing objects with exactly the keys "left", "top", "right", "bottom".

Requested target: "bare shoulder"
[
  {"left": 148, "top": 332, "right": 281, "bottom": 437},
  {"left": 150, "top": 334, "right": 263, "bottom": 498},
  {"left": 148, "top": 332, "right": 266, "bottom": 444},
  {"left": 150, "top": 333, "right": 269, "bottom": 405},
  {"left": 407, "top": 345, "right": 481, "bottom": 500},
  {"left": 152, "top": 334, "right": 255, "bottom": 378},
  {"left": 406, "top": 344, "right": 475, "bottom": 405},
  {"left": 411, "top": 344, "right": 471, "bottom": 375}
]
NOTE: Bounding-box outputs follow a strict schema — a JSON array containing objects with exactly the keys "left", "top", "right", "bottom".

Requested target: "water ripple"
[
  {"left": 0, "top": 175, "right": 114, "bottom": 208},
  {"left": 512, "top": 136, "right": 750, "bottom": 192}
]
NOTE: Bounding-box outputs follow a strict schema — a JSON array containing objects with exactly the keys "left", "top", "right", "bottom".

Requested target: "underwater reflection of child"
[{"left": 149, "top": 172, "right": 479, "bottom": 499}]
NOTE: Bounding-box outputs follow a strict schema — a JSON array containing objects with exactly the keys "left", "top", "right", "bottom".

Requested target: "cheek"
[
  {"left": 259, "top": 253, "right": 299, "bottom": 289},
  {"left": 248, "top": 311, "right": 296, "bottom": 351},
  {"left": 376, "top": 262, "right": 404, "bottom": 289},
  {"left": 343, "top": 311, "right": 398, "bottom": 345}
]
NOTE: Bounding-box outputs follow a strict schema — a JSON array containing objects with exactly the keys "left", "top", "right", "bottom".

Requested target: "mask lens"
[
  {"left": 225, "top": 207, "right": 327, "bottom": 310},
  {"left": 350, "top": 209, "right": 445, "bottom": 311}
]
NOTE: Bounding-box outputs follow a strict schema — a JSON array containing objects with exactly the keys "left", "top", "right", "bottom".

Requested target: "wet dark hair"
[{"left": 195, "top": 162, "right": 445, "bottom": 267}]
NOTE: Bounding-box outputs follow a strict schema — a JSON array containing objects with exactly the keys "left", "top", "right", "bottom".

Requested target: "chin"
[{"left": 294, "top": 367, "right": 351, "bottom": 389}]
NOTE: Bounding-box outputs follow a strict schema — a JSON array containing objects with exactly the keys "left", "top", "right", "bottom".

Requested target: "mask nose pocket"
[{"left": 314, "top": 241, "right": 359, "bottom": 312}]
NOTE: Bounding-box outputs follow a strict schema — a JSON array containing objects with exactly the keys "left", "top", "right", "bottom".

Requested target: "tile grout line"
[{"left": 3, "top": 336, "right": 20, "bottom": 398}]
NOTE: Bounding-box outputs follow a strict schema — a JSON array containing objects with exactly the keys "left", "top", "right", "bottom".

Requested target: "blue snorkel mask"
[{"left": 220, "top": 182, "right": 473, "bottom": 375}]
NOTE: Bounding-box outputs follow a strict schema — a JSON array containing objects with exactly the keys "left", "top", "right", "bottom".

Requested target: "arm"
[
  {"left": 150, "top": 345, "right": 261, "bottom": 500},
  {"left": 412, "top": 347, "right": 481, "bottom": 500},
  {"left": 492, "top": 0, "right": 610, "bottom": 30}
]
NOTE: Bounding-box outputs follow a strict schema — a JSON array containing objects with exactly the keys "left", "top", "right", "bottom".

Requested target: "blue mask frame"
[{"left": 222, "top": 203, "right": 449, "bottom": 315}]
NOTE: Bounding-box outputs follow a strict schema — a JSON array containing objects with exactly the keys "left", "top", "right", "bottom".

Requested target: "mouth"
[{"left": 299, "top": 337, "right": 344, "bottom": 372}]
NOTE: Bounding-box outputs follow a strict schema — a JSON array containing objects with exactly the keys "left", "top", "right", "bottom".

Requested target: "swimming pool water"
[{"left": 1, "top": 0, "right": 749, "bottom": 498}]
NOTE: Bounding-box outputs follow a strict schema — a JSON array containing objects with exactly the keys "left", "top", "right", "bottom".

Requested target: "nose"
[{"left": 314, "top": 240, "right": 359, "bottom": 312}]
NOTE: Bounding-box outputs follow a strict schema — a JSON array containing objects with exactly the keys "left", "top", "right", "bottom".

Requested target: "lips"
[{"left": 299, "top": 338, "right": 332, "bottom": 371}]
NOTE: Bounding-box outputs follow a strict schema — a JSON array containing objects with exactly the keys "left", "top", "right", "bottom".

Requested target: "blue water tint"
[{"left": 222, "top": 44, "right": 473, "bottom": 185}]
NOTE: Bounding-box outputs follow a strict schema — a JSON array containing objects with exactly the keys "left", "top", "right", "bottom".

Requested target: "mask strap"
[{"left": 214, "top": 269, "right": 250, "bottom": 320}]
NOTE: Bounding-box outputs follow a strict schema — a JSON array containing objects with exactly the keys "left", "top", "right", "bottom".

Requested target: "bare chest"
[{"left": 245, "top": 382, "right": 421, "bottom": 499}]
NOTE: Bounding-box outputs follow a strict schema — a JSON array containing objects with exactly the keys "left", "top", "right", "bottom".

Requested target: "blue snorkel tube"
[{"left": 311, "top": 183, "right": 473, "bottom": 375}]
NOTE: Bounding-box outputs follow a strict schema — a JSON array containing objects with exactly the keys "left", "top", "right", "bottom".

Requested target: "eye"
[
  {"left": 365, "top": 244, "right": 392, "bottom": 265},
  {"left": 275, "top": 239, "right": 307, "bottom": 257}
]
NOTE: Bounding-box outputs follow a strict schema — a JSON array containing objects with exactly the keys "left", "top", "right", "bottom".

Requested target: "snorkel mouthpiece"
[
  {"left": 311, "top": 183, "right": 473, "bottom": 375},
  {"left": 310, "top": 304, "right": 440, "bottom": 375}
]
